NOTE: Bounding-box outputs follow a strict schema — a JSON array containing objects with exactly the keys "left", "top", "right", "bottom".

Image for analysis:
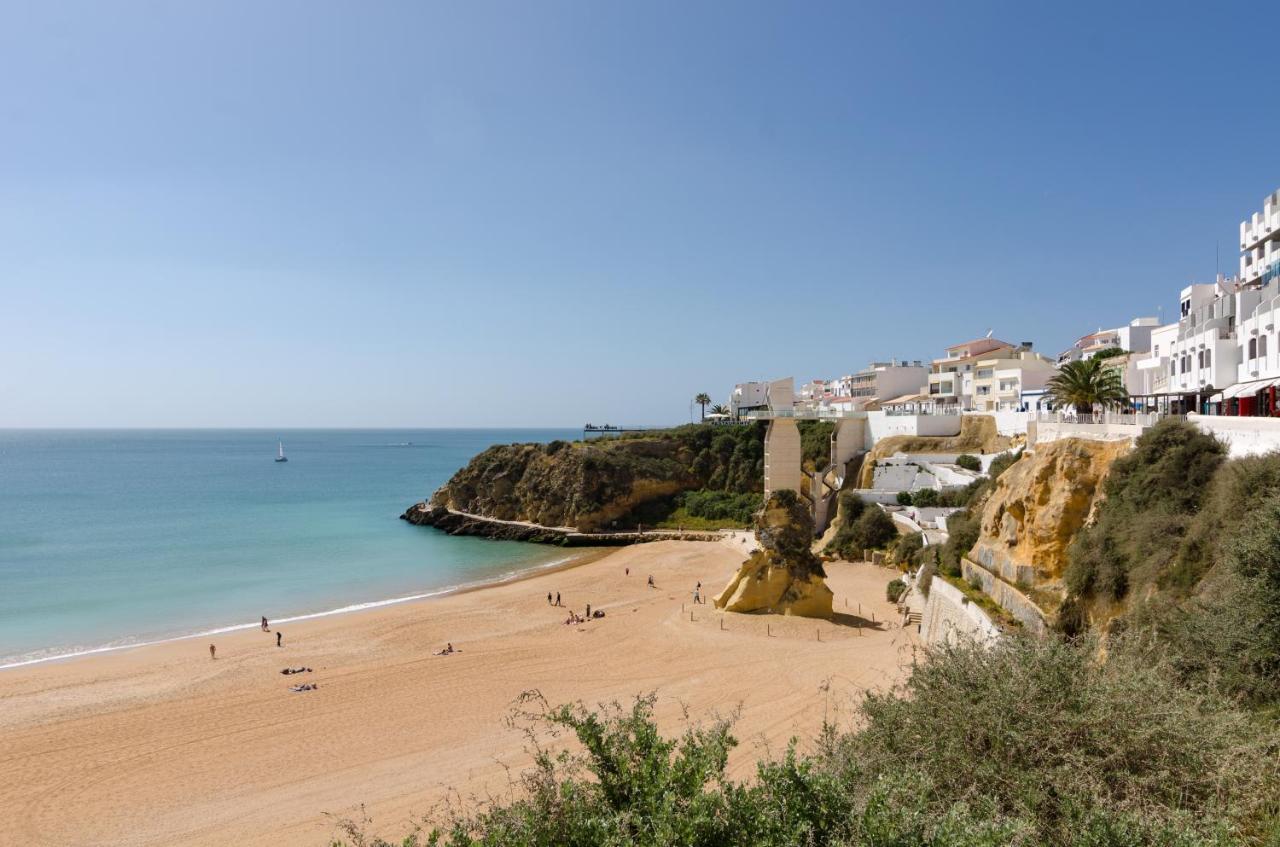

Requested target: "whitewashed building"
[
  {"left": 1056, "top": 317, "right": 1160, "bottom": 366},
  {"left": 1240, "top": 188, "right": 1280, "bottom": 287}
]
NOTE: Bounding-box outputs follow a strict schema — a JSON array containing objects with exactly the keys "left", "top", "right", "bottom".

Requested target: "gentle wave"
[{"left": 0, "top": 553, "right": 583, "bottom": 671}]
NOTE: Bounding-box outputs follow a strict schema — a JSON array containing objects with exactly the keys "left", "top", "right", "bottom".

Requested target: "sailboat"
[{"left": 275, "top": 440, "right": 288, "bottom": 463}]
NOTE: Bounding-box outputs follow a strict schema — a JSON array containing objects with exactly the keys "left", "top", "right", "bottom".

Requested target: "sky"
[{"left": 3, "top": 1, "right": 1279, "bottom": 427}]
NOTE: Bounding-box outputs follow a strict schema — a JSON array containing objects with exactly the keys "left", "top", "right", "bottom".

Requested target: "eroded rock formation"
[
  {"left": 970, "top": 438, "right": 1130, "bottom": 590},
  {"left": 715, "top": 490, "right": 834, "bottom": 619},
  {"left": 414, "top": 426, "right": 764, "bottom": 535}
]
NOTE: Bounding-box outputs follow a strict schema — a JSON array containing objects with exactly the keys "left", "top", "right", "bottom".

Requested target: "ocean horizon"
[{"left": 0, "top": 428, "right": 586, "bottom": 668}]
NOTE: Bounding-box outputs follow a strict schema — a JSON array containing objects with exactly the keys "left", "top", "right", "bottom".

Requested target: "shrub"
[
  {"left": 335, "top": 638, "right": 1279, "bottom": 847},
  {"left": 677, "top": 490, "right": 762, "bottom": 524},
  {"left": 1063, "top": 420, "right": 1225, "bottom": 604},
  {"left": 987, "top": 449, "right": 1022, "bottom": 481},
  {"left": 940, "top": 511, "right": 979, "bottom": 577},
  {"left": 886, "top": 579, "right": 907, "bottom": 603},
  {"left": 895, "top": 490, "right": 913, "bottom": 506},
  {"left": 912, "top": 487, "right": 940, "bottom": 507},
  {"left": 828, "top": 502, "right": 898, "bottom": 560},
  {"left": 893, "top": 531, "right": 924, "bottom": 565},
  {"left": 955, "top": 454, "right": 981, "bottom": 472}
]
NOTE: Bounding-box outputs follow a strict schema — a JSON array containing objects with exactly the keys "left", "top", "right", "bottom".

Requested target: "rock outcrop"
[
  {"left": 969, "top": 438, "right": 1130, "bottom": 597},
  {"left": 714, "top": 490, "right": 834, "bottom": 619},
  {"left": 412, "top": 426, "right": 765, "bottom": 536}
]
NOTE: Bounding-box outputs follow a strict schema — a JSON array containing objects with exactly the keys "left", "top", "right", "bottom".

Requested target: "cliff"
[
  {"left": 968, "top": 437, "right": 1130, "bottom": 616},
  {"left": 714, "top": 490, "right": 834, "bottom": 618},
  {"left": 408, "top": 425, "right": 765, "bottom": 535},
  {"left": 856, "top": 415, "right": 1013, "bottom": 488}
]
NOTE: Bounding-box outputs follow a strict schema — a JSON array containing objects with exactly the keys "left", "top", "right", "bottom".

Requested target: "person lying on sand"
[
  {"left": 434, "top": 643, "right": 458, "bottom": 656},
  {"left": 280, "top": 666, "right": 313, "bottom": 675},
  {"left": 289, "top": 683, "right": 318, "bottom": 692}
]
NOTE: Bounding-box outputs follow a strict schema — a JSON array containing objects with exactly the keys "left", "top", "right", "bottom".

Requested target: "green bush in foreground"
[
  {"left": 955, "top": 453, "right": 981, "bottom": 471},
  {"left": 331, "top": 638, "right": 1278, "bottom": 847}
]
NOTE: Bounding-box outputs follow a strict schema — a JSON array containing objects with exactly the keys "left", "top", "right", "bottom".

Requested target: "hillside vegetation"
[{"left": 423, "top": 424, "right": 765, "bottom": 532}]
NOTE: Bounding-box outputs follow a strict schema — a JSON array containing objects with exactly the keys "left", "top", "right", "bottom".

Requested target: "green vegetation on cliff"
[
  {"left": 426, "top": 424, "right": 765, "bottom": 532},
  {"left": 334, "top": 637, "right": 1279, "bottom": 847}
]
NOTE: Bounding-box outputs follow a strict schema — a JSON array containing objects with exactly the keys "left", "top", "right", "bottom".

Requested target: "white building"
[
  {"left": 1056, "top": 317, "right": 1160, "bottom": 365},
  {"left": 976, "top": 352, "right": 1057, "bottom": 411},
  {"left": 926, "top": 337, "right": 1037, "bottom": 411},
  {"left": 1240, "top": 188, "right": 1280, "bottom": 287}
]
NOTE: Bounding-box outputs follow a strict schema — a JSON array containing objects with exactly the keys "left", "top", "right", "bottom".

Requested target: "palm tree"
[
  {"left": 709, "top": 404, "right": 729, "bottom": 416},
  {"left": 694, "top": 393, "right": 711, "bottom": 421},
  {"left": 1045, "top": 358, "right": 1128, "bottom": 416}
]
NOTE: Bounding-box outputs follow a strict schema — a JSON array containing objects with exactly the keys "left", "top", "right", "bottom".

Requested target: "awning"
[
  {"left": 884, "top": 393, "right": 926, "bottom": 405},
  {"left": 1222, "top": 378, "right": 1280, "bottom": 399}
]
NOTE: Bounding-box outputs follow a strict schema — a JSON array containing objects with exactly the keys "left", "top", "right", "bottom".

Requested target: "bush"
[
  {"left": 1064, "top": 420, "right": 1225, "bottom": 603},
  {"left": 987, "top": 449, "right": 1022, "bottom": 481},
  {"left": 895, "top": 490, "right": 913, "bottom": 506},
  {"left": 886, "top": 579, "right": 907, "bottom": 603},
  {"left": 335, "top": 638, "right": 1279, "bottom": 847},
  {"left": 677, "top": 490, "right": 761, "bottom": 524},
  {"left": 912, "top": 487, "right": 940, "bottom": 507},
  {"left": 955, "top": 454, "right": 981, "bottom": 472},
  {"left": 829, "top": 505, "right": 899, "bottom": 559},
  {"left": 940, "top": 511, "right": 979, "bottom": 577},
  {"left": 893, "top": 531, "right": 924, "bottom": 565}
]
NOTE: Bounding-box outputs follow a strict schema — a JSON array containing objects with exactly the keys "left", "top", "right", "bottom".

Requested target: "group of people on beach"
[{"left": 208, "top": 614, "right": 285, "bottom": 660}]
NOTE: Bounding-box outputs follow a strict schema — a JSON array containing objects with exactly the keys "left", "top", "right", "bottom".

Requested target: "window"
[
  {"left": 1170, "top": 361, "right": 1177, "bottom": 376},
  {"left": 1205, "top": 348, "right": 1212, "bottom": 367},
  {"left": 1249, "top": 338, "right": 1257, "bottom": 359},
  {"left": 1260, "top": 336, "right": 1268, "bottom": 359},
  {"left": 1154, "top": 345, "right": 1160, "bottom": 356},
  {"left": 1198, "top": 351, "right": 1204, "bottom": 369}
]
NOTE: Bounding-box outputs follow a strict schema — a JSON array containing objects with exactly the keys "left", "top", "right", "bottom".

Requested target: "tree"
[
  {"left": 708, "top": 403, "right": 729, "bottom": 416},
  {"left": 1045, "top": 358, "right": 1127, "bottom": 415},
  {"left": 694, "top": 393, "right": 711, "bottom": 421}
]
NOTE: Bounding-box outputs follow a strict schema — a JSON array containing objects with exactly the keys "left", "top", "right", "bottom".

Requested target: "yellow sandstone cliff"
[
  {"left": 970, "top": 438, "right": 1130, "bottom": 601},
  {"left": 715, "top": 490, "right": 834, "bottom": 619}
]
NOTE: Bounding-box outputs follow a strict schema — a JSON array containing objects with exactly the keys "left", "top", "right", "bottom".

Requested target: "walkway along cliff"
[{"left": 402, "top": 425, "right": 765, "bottom": 543}]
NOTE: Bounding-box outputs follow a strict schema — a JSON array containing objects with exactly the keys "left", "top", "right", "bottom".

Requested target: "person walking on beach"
[
  {"left": 547, "top": 592, "right": 552, "bottom": 605},
  {"left": 586, "top": 603, "right": 591, "bottom": 619},
  {"left": 209, "top": 644, "right": 216, "bottom": 660},
  {"left": 261, "top": 616, "right": 269, "bottom": 632},
  {"left": 625, "top": 567, "right": 630, "bottom": 577},
  {"left": 276, "top": 631, "right": 283, "bottom": 648},
  {"left": 647, "top": 575, "right": 655, "bottom": 589},
  {"left": 555, "top": 591, "right": 561, "bottom": 606}
]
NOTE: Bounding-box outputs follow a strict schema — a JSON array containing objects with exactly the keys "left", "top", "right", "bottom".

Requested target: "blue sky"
[{"left": 2, "top": 1, "right": 1278, "bottom": 427}]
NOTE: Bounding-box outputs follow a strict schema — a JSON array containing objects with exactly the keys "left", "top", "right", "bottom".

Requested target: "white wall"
[
  {"left": 1189, "top": 414, "right": 1280, "bottom": 458},
  {"left": 1034, "top": 421, "right": 1146, "bottom": 445},
  {"left": 918, "top": 576, "right": 1001, "bottom": 645},
  {"left": 865, "top": 411, "right": 962, "bottom": 446},
  {"left": 973, "top": 410, "right": 1029, "bottom": 436}
]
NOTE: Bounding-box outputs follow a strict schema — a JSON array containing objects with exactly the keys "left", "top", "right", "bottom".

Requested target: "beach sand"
[{"left": 0, "top": 539, "right": 917, "bottom": 847}]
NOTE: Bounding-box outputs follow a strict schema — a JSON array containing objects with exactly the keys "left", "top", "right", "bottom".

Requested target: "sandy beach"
[{"left": 0, "top": 539, "right": 916, "bottom": 847}]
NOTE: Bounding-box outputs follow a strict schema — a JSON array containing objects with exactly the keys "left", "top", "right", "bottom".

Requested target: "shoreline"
[
  {"left": 0, "top": 539, "right": 912, "bottom": 847},
  {"left": 0, "top": 545, "right": 613, "bottom": 672}
]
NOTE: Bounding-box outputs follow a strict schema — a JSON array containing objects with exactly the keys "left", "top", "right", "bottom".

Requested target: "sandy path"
[{"left": 0, "top": 541, "right": 916, "bottom": 847}]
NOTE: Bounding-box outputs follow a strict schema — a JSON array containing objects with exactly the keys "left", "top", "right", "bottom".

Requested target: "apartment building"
[
  {"left": 926, "top": 337, "right": 1024, "bottom": 411},
  {"left": 1056, "top": 317, "right": 1160, "bottom": 366},
  {"left": 1240, "top": 188, "right": 1280, "bottom": 287},
  {"left": 973, "top": 351, "right": 1058, "bottom": 411}
]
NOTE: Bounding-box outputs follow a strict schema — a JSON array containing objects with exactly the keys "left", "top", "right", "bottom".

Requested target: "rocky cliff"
[
  {"left": 407, "top": 425, "right": 765, "bottom": 535},
  {"left": 968, "top": 437, "right": 1130, "bottom": 612},
  {"left": 714, "top": 490, "right": 834, "bottom": 619}
]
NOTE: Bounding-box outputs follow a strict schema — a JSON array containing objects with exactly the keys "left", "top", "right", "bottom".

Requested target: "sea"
[{"left": 0, "top": 429, "right": 585, "bottom": 669}]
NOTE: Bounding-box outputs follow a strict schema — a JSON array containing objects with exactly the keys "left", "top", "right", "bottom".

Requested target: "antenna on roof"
[{"left": 984, "top": 329, "right": 993, "bottom": 339}]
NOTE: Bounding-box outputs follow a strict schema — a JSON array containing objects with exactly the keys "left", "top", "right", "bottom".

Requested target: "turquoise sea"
[{"left": 0, "top": 429, "right": 583, "bottom": 668}]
